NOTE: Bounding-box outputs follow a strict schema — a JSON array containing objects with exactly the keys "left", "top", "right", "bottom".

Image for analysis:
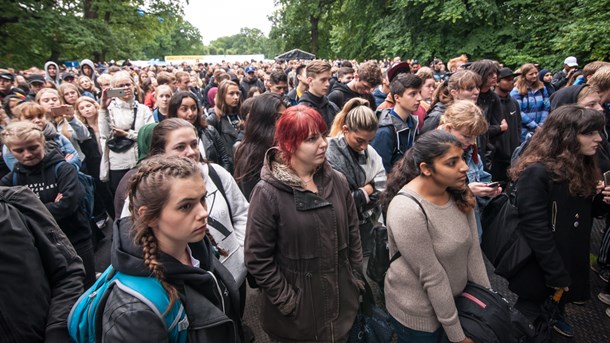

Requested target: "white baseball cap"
[{"left": 564, "top": 56, "right": 578, "bottom": 67}]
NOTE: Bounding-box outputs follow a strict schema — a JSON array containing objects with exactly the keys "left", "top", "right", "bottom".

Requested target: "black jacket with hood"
[
  {"left": 0, "top": 148, "right": 91, "bottom": 245},
  {"left": 239, "top": 76, "right": 265, "bottom": 100},
  {"left": 0, "top": 186, "right": 85, "bottom": 343},
  {"left": 102, "top": 217, "right": 243, "bottom": 342},
  {"left": 298, "top": 91, "right": 340, "bottom": 130},
  {"left": 327, "top": 81, "right": 377, "bottom": 112}
]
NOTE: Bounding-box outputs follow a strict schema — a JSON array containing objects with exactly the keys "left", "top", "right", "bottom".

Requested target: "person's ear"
[
  {"left": 393, "top": 93, "right": 401, "bottom": 103},
  {"left": 449, "top": 89, "right": 458, "bottom": 98},
  {"left": 342, "top": 125, "right": 349, "bottom": 134},
  {"left": 419, "top": 162, "right": 432, "bottom": 176},
  {"left": 137, "top": 206, "right": 157, "bottom": 228}
]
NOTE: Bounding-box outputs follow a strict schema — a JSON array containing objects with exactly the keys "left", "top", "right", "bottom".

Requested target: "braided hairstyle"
[{"left": 128, "top": 155, "right": 203, "bottom": 313}]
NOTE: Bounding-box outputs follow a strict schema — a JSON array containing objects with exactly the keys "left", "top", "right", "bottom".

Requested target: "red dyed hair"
[{"left": 275, "top": 105, "right": 327, "bottom": 164}]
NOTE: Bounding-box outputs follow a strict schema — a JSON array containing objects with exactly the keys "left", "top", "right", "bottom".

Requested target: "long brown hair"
[
  {"left": 430, "top": 70, "right": 481, "bottom": 107},
  {"left": 214, "top": 80, "right": 241, "bottom": 118},
  {"left": 509, "top": 105, "right": 604, "bottom": 197},
  {"left": 515, "top": 63, "right": 544, "bottom": 95},
  {"left": 128, "top": 155, "right": 202, "bottom": 313}
]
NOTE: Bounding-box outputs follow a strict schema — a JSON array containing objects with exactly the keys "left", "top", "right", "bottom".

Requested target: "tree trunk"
[{"left": 310, "top": 15, "right": 319, "bottom": 55}]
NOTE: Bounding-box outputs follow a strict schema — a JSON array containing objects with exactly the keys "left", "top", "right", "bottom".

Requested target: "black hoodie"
[
  {"left": 102, "top": 217, "right": 243, "bottom": 342},
  {"left": 298, "top": 91, "right": 340, "bottom": 130},
  {"left": 0, "top": 148, "right": 90, "bottom": 245},
  {"left": 327, "top": 81, "right": 377, "bottom": 112},
  {"left": 549, "top": 84, "right": 587, "bottom": 111}
]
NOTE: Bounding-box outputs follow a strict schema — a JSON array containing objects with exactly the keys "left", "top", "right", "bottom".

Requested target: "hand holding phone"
[
  {"left": 603, "top": 171, "right": 610, "bottom": 186},
  {"left": 51, "top": 106, "right": 72, "bottom": 117},
  {"left": 487, "top": 182, "right": 500, "bottom": 188},
  {"left": 106, "top": 88, "right": 127, "bottom": 98}
]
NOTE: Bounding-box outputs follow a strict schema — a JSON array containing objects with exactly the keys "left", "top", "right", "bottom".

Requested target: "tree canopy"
[{"left": 268, "top": 0, "right": 610, "bottom": 70}]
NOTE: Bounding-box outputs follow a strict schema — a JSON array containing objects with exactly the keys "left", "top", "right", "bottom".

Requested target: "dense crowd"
[{"left": 1, "top": 55, "right": 610, "bottom": 343}]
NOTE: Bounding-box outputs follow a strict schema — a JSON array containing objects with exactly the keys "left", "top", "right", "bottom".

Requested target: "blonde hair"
[
  {"left": 111, "top": 71, "right": 133, "bottom": 87},
  {"left": 439, "top": 100, "right": 488, "bottom": 136},
  {"left": 15, "top": 102, "right": 46, "bottom": 121},
  {"left": 329, "top": 98, "right": 378, "bottom": 137},
  {"left": 77, "top": 75, "right": 99, "bottom": 94},
  {"left": 57, "top": 82, "right": 81, "bottom": 104},
  {"left": 35, "top": 88, "right": 59, "bottom": 104},
  {"left": 415, "top": 67, "right": 435, "bottom": 83},
  {"left": 431, "top": 70, "right": 481, "bottom": 107},
  {"left": 74, "top": 96, "right": 100, "bottom": 125},
  {"left": 1, "top": 121, "right": 45, "bottom": 147},
  {"left": 155, "top": 84, "right": 173, "bottom": 99},
  {"left": 589, "top": 66, "right": 610, "bottom": 92}
]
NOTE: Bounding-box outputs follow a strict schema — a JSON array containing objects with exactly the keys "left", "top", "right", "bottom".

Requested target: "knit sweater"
[{"left": 384, "top": 188, "right": 490, "bottom": 342}]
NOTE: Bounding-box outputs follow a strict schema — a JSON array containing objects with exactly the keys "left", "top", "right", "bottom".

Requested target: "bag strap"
[
  {"left": 114, "top": 271, "right": 188, "bottom": 343},
  {"left": 207, "top": 163, "right": 233, "bottom": 225},
  {"left": 390, "top": 192, "right": 429, "bottom": 264}
]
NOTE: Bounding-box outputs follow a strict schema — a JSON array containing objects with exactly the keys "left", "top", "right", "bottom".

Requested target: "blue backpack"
[
  {"left": 12, "top": 161, "right": 95, "bottom": 218},
  {"left": 68, "top": 265, "right": 189, "bottom": 343}
]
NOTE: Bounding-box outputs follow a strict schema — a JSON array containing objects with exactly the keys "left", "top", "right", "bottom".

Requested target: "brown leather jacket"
[{"left": 245, "top": 149, "right": 362, "bottom": 342}]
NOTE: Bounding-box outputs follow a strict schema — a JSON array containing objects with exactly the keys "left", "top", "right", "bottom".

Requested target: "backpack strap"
[
  {"left": 114, "top": 272, "right": 188, "bottom": 343},
  {"left": 389, "top": 192, "right": 429, "bottom": 264},
  {"left": 207, "top": 163, "right": 234, "bottom": 224}
]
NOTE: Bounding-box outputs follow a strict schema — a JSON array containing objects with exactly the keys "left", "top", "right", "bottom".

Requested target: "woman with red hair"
[{"left": 244, "top": 105, "right": 363, "bottom": 342}]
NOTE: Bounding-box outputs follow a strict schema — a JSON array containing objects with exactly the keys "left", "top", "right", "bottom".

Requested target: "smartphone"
[
  {"left": 487, "top": 182, "right": 500, "bottom": 188},
  {"left": 604, "top": 171, "right": 610, "bottom": 186},
  {"left": 51, "top": 106, "right": 70, "bottom": 117},
  {"left": 107, "top": 88, "right": 127, "bottom": 98}
]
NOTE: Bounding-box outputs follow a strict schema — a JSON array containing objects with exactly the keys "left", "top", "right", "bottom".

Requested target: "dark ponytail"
[{"left": 380, "top": 130, "right": 475, "bottom": 214}]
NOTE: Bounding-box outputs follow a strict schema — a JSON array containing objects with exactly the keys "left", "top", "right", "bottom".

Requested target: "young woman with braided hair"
[{"left": 101, "top": 155, "right": 244, "bottom": 342}]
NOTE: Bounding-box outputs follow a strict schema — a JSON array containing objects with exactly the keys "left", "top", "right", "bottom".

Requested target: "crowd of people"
[{"left": 1, "top": 54, "right": 610, "bottom": 342}]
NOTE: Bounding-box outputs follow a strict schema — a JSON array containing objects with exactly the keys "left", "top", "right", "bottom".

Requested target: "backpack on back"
[{"left": 68, "top": 264, "right": 189, "bottom": 343}]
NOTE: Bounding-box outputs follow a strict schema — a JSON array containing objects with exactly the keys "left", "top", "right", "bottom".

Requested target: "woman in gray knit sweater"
[{"left": 380, "top": 130, "right": 490, "bottom": 343}]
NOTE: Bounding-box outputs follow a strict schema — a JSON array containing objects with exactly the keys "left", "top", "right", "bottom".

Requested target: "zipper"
[
  {"left": 206, "top": 271, "right": 225, "bottom": 313},
  {"left": 330, "top": 322, "right": 335, "bottom": 342},
  {"left": 551, "top": 201, "right": 557, "bottom": 232},
  {"left": 305, "top": 272, "right": 319, "bottom": 341}
]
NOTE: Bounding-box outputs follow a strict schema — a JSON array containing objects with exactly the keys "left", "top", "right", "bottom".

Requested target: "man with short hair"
[
  {"left": 239, "top": 66, "right": 265, "bottom": 100},
  {"left": 157, "top": 71, "right": 177, "bottom": 92},
  {"left": 0, "top": 70, "right": 15, "bottom": 102},
  {"left": 337, "top": 67, "right": 355, "bottom": 84},
  {"left": 298, "top": 61, "right": 339, "bottom": 129},
  {"left": 286, "top": 64, "right": 308, "bottom": 106},
  {"left": 328, "top": 61, "right": 382, "bottom": 111},
  {"left": 492, "top": 68, "right": 521, "bottom": 183},
  {"left": 371, "top": 74, "right": 422, "bottom": 172},
  {"left": 266, "top": 70, "right": 288, "bottom": 96},
  {"left": 551, "top": 56, "right": 579, "bottom": 90}
]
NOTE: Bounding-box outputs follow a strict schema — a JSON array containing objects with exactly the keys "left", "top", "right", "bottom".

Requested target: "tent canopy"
[{"left": 275, "top": 49, "right": 316, "bottom": 61}]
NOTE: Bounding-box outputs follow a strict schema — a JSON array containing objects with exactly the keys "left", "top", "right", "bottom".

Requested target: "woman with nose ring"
[
  {"left": 167, "top": 91, "right": 232, "bottom": 172},
  {"left": 380, "top": 130, "right": 489, "bottom": 343}
]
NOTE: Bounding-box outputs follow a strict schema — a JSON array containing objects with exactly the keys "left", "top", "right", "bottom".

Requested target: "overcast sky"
[{"left": 184, "top": 0, "right": 277, "bottom": 44}]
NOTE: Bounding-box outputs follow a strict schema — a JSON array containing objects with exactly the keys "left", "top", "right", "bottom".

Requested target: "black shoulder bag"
[{"left": 106, "top": 103, "right": 137, "bottom": 153}]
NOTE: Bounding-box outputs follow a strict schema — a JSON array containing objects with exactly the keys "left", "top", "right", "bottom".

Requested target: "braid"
[
  {"left": 139, "top": 227, "right": 178, "bottom": 314},
  {"left": 206, "top": 229, "right": 229, "bottom": 257},
  {"left": 128, "top": 155, "right": 203, "bottom": 315}
]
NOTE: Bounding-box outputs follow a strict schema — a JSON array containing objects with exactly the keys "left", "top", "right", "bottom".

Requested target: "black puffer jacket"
[
  {"left": 420, "top": 102, "right": 447, "bottom": 134},
  {"left": 102, "top": 217, "right": 244, "bottom": 342},
  {"left": 327, "top": 82, "right": 377, "bottom": 112},
  {"left": 0, "top": 186, "right": 85, "bottom": 343},
  {"left": 0, "top": 148, "right": 91, "bottom": 245}
]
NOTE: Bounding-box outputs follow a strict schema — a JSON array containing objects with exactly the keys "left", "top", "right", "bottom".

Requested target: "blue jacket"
[
  {"left": 510, "top": 87, "right": 550, "bottom": 141},
  {"left": 370, "top": 108, "right": 417, "bottom": 172},
  {"left": 464, "top": 146, "right": 492, "bottom": 239}
]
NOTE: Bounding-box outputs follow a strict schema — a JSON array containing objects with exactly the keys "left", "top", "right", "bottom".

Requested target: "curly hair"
[
  {"left": 128, "top": 155, "right": 203, "bottom": 314},
  {"left": 509, "top": 105, "right": 604, "bottom": 197}
]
